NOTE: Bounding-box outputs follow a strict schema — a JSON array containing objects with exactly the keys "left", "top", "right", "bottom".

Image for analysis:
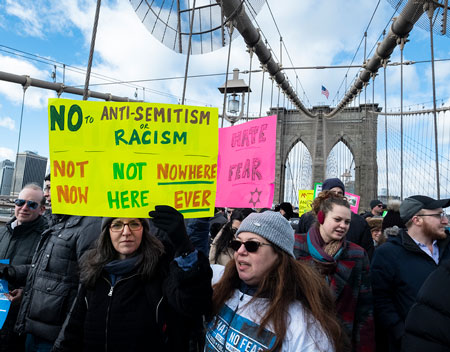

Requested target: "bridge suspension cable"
[{"left": 326, "top": 0, "right": 427, "bottom": 118}]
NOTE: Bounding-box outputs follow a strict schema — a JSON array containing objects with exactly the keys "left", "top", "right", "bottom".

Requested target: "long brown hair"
[
  {"left": 80, "top": 218, "right": 165, "bottom": 288},
  {"left": 212, "top": 246, "right": 346, "bottom": 352}
]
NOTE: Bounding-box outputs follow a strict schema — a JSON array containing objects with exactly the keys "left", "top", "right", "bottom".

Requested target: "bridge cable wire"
[
  {"left": 426, "top": 2, "right": 441, "bottom": 198},
  {"left": 326, "top": 0, "right": 427, "bottom": 119},
  {"left": 332, "top": 0, "right": 383, "bottom": 104},
  {"left": 333, "top": 0, "right": 405, "bottom": 112},
  {"left": 83, "top": 0, "right": 102, "bottom": 101},
  {"left": 264, "top": 0, "right": 311, "bottom": 108},
  {"left": 246, "top": 48, "right": 254, "bottom": 119},
  {"left": 11, "top": 83, "right": 30, "bottom": 197}
]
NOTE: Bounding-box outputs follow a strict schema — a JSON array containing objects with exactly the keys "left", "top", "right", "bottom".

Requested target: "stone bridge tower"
[{"left": 272, "top": 104, "right": 381, "bottom": 211}]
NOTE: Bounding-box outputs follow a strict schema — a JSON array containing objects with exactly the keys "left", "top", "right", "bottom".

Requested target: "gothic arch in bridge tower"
[
  {"left": 273, "top": 105, "right": 380, "bottom": 210},
  {"left": 325, "top": 138, "right": 356, "bottom": 194},
  {"left": 282, "top": 138, "right": 313, "bottom": 200},
  {"left": 283, "top": 137, "right": 313, "bottom": 168},
  {"left": 327, "top": 135, "right": 356, "bottom": 160}
]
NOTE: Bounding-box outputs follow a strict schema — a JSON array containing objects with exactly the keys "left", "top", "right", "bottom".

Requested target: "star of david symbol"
[{"left": 249, "top": 188, "right": 262, "bottom": 207}]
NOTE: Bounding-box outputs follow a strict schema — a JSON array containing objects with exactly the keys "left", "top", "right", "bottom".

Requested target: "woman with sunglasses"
[
  {"left": 294, "top": 191, "right": 374, "bottom": 352},
  {"left": 209, "top": 208, "right": 254, "bottom": 265},
  {"left": 53, "top": 206, "right": 212, "bottom": 352},
  {"left": 206, "top": 211, "right": 345, "bottom": 352}
]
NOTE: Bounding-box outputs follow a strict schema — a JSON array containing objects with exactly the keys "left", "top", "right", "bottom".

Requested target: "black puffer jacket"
[
  {"left": 0, "top": 216, "right": 47, "bottom": 273},
  {"left": 402, "top": 258, "right": 450, "bottom": 352},
  {"left": 0, "top": 215, "right": 48, "bottom": 351},
  {"left": 13, "top": 215, "right": 101, "bottom": 342},
  {"left": 52, "top": 252, "right": 213, "bottom": 352}
]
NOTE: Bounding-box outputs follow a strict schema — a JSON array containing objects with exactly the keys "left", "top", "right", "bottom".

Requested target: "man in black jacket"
[
  {"left": 371, "top": 195, "right": 450, "bottom": 352},
  {"left": 296, "top": 177, "right": 374, "bottom": 259},
  {"left": 10, "top": 214, "right": 101, "bottom": 351},
  {"left": 0, "top": 177, "right": 102, "bottom": 351},
  {"left": 402, "top": 257, "right": 450, "bottom": 351},
  {"left": 0, "top": 184, "right": 48, "bottom": 352}
]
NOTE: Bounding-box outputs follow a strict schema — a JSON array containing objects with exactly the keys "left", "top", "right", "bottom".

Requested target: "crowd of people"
[{"left": 0, "top": 175, "right": 449, "bottom": 352}]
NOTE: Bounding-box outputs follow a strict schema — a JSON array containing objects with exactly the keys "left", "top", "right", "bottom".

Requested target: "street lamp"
[{"left": 218, "top": 68, "right": 251, "bottom": 124}]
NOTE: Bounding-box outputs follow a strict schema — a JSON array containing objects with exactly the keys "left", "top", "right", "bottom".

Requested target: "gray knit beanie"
[{"left": 236, "top": 211, "right": 295, "bottom": 257}]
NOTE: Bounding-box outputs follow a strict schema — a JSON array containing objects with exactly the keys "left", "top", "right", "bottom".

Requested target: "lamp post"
[{"left": 218, "top": 68, "right": 251, "bottom": 125}]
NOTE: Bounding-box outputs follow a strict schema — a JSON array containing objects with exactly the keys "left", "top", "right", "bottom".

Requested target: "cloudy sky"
[{"left": 0, "top": 0, "right": 449, "bottom": 195}]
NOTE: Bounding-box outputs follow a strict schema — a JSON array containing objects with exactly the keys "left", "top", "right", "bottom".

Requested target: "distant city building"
[
  {"left": 0, "top": 159, "right": 15, "bottom": 196},
  {"left": 11, "top": 151, "right": 47, "bottom": 196}
]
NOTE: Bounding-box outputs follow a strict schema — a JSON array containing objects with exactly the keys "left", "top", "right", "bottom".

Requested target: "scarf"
[
  {"left": 307, "top": 226, "right": 344, "bottom": 277},
  {"left": 104, "top": 254, "right": 142, "bottom": 285}
]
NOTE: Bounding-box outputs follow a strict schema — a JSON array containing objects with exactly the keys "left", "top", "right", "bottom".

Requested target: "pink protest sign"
[
  {"left": 215, "top": 115, "right": 277, "bottom": 208},
  {"left": 345, "top": 192, "right": 360, "bottom": 214}
]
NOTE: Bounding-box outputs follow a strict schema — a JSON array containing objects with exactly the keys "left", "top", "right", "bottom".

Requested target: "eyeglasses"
[
  {"left": 376, "top": 204, "right": 383, "bottom": 208},
  {"left": 110, "top": 220, "right": 143, "bottom": 232},
  {"left": 230, "top": 227, "right": 238, "bottom": 235},
  {"left": 416, "top": 212, "right": 447, "bottom": 220},
  {"left": 14, "top": 199, "right": 39, "bottom": 210},
  {"left": 228, "top": 240, "right": 272, "bottom": 253}
]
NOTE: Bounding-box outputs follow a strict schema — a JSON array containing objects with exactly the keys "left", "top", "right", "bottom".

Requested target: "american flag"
[{"left": 321, "top": 85, "right": 329, "bottom": 99}]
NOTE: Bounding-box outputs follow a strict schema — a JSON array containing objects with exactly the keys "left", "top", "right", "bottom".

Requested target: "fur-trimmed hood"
[{"left": 386, "top": 199, "right": 401, "bottom": 212}]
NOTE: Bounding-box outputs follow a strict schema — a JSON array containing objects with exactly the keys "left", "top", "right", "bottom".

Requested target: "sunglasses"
[
  {"left": 110, "top": 220, "right": 143, "bottom": 232},
  {"left": 228, "top": 239, "right": 272, "bottom": 253},
  {"left": 14, "top": 199, "right": 40, "bottom": 210}
]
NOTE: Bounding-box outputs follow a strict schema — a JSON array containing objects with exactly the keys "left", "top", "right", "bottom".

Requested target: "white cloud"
[
  {"left": 0, "top": 116, "right": 15, "bottom": 130},
  {"left": 5, "top": 0, "right": 43, "bottom": 37},
  {"left": 0, "top": 55, "right": 56, "bottom": 109},
  {"left": 0, "top": 147, "right": 15, "bottom": 161},
  {"left": 4, "top": 0, "right": 74, "bottom": 38}
]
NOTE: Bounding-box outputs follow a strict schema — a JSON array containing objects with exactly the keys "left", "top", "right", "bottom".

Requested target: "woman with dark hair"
[
  {"left": 209, "top": 208, "right": 254, "bottom": 265},
  {"left": 294, "top": 191, "right": 374, "bottom": 352},
  {"left": 206, "top": 211, "right": 345, "bottom": 352},
  {"left": 53, "top": 206, "right": 212, "bottom": 352}
]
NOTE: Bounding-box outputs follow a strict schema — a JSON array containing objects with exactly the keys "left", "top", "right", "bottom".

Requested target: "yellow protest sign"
[
  {"left": 298, "top": 190, "right": 314, "bottom": 214},
  {"left": 48, "top": 98, "right": 218, "bottom": 218}
]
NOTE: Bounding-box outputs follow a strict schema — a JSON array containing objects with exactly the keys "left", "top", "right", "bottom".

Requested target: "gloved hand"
[
  {"left": 149, "top": 205, "right": 194, "bottom": 256},
  {"left": 0, "top": 263, "right": 16, "bottom": 282}
]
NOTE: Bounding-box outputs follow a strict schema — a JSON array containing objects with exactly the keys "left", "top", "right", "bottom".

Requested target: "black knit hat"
[
  {"left": 370, "top": 200, "right": 383, "bottom": 209},
  {"left": 322, "top": 178, "right": 345, "bottom": 193}
]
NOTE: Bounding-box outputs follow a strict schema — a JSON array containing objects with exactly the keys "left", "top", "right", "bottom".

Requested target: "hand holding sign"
[{"left": 149, "top": 205, "right": 194, "bottom": 256}]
